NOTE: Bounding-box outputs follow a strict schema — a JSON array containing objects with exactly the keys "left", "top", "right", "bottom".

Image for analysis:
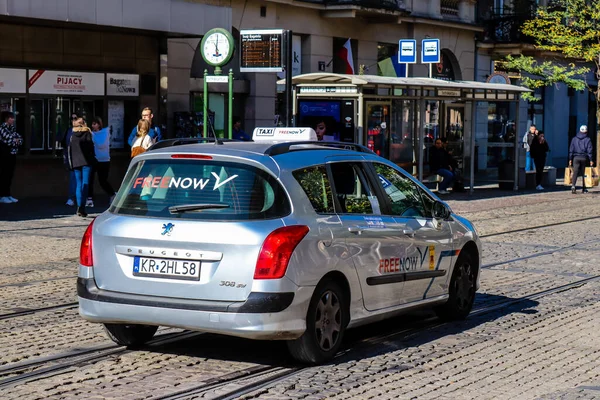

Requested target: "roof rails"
[
  {"left": 148, "top": 137, "right": 240, "bottom": 151},
  {"left": 264, "top": 141, "right": 374, "bottom": 156}
]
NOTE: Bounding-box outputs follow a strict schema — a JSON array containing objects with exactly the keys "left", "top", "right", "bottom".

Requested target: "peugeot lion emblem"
[{"left": 161, "top": 223, "right": 175, "bottom": 236}]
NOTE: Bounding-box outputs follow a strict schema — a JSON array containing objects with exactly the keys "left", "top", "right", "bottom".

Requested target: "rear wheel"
[
  {"left": 435, "top": 251, "right": 477, "bottom": 321},
  {"left": 287, "top": 281, "right": 348, "bottom": 365},
  {"left": 103, "top": 324, "right": 158, "bottom": 346}
]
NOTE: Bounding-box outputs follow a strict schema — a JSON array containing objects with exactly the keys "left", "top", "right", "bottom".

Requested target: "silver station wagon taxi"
[{"left": 78, "top": 128, "right": 481, "bottom": 364}]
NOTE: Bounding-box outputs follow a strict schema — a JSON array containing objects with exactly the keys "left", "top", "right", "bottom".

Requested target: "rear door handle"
[
  {"left": 348, "top": 226, "right": 363, "bottom": 234},
  {"left": 402, "top": 228, "right": 415, "bottom": 238}
]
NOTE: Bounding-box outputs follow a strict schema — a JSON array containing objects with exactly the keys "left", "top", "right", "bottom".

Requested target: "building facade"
[
  {"left": 477, "top": 0, "right": 597, "bottom": 172},
  {"left": 0, "top": 0, "right": 230, "bottom": 198}
]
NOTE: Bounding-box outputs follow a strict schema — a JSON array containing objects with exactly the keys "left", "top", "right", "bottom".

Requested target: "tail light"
[
  {"left": 254, "top": 225, "right": 309, "bottom": 279},
  {"left": 80, "top": 219, "right": 95, "bottom": 267}
]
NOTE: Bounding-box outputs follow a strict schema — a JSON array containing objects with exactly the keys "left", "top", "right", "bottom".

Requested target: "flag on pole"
[
  {"left": 338, "top": 39, "right": 355, "bottom": 75},
  {"left": 377, "top": 55, "right": 406, "bottom": 77}
]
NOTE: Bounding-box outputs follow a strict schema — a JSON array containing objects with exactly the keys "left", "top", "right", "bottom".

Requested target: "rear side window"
[
  {"left": 111, "top": 159, "right": 290, "bottom": 220},
  {"left": 293, "top": 166, "right": 335, "bottom": 214}
]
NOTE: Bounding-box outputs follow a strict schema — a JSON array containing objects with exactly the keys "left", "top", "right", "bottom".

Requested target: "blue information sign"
[
  {"left": 398, "top": 39, "right": 417, "bottom": 64},
  {"left": 421, "top": 39, "right": 440, "bottom": 64}
]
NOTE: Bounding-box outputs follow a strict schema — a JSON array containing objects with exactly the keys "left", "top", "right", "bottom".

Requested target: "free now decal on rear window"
[{"left": 133, "top": 172, "right": 239, "bottom": 191}]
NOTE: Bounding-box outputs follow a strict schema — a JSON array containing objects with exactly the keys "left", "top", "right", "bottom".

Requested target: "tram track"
[
  {"left": 148, "top": 272, "right": 600, "bottom": 400},
  {"left": 0, "top": 302, "right": 78, "bottom": 320},
  {"left": 3, "top": 210, "right": 600, "bottom": 397},
  {"left": 479, "top": 214, "right": 600, "bottom": 238},
  {"left": 0, "top": 330, "right": 200, "bottom": 389},
  {"left": 0, "top": 275, "right": 77, "bottom": 289},
  {"left": 2, "top": 268, "right": 599, "bottom": 398}
]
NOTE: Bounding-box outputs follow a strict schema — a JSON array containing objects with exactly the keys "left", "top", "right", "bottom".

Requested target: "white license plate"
[{"left": 133, "top": 256, "right": 201, "bottom": 280}]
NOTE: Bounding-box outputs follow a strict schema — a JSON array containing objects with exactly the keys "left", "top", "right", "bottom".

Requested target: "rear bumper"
[{"left": 77, "top": 278, "right": 312, "bottom": 340}]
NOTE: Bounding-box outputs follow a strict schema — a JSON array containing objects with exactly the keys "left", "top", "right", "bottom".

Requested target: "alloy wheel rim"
[
  {"left": 455, "top": 262, "right": 475, "bottom": 309},
  {"left": 314, "top": 290, "right": 342, "bottom": 351}
]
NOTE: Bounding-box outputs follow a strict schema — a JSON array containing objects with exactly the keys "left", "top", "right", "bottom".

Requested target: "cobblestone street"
[{"left": 1, "top": 187, "right": 600, "bottom": 399}]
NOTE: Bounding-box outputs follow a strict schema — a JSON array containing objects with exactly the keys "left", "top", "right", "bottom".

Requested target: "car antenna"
[{"left": 206, "top": 114, "right": 223, "bottom": 145}]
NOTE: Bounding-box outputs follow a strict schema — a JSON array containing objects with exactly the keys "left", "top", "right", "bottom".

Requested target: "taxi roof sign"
[{"left": 252, "top": 127, "right": 317, "bottom": 142}]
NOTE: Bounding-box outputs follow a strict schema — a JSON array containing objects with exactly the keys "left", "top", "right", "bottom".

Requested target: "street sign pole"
[
  {"left": 398, "top": 39, "right": 417, "bottom": 78},
  {"left": 421, "top": 38, "right": 440, "bottom": 79}
]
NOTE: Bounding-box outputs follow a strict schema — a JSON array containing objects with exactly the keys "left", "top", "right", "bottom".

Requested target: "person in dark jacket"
[
  {"left": 60, "top": 113, "right": 79, "bottom": 206},
  {"left": 530, "top": 131, "right": 550, "bottom": 190},
  {"left": 568, "top": 125, "right": 594, "bottom": 194},
  {"left": 0, "top": 111, "right": 23, "bottom": 203},
  {"left": 68, "top": 118, "right": 96, "bottom": 217},
  {"left": 429, "top": 138, "right": 455, "bottom": 194}
]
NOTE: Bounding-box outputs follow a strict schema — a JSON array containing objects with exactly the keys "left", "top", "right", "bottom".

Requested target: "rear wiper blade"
[{"left": 169, "top": 203, "right": 230, "bottom": 214}]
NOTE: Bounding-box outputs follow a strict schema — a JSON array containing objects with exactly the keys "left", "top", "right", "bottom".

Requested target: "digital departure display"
[{"left": 240, "top": 29, "right": 284, "bottom": 72}]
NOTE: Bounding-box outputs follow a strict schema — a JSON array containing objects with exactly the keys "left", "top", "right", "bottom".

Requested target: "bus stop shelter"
[{"left": 278, "top": 73, "right": 532, "bottom": 192}]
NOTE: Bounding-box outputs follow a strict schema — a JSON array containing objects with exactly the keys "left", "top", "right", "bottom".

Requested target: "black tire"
[
  {"left": 287, "top": 280, "right": 348, "bottom": 365},
  {"left": 103, "top": 323, "right": 158, "bottom": 347},
  {"left": 435, "top": 250, "right": 477, "bottom": 321}
]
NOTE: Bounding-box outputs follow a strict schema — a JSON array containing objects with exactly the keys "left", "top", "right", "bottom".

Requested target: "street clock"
[{"left": 200, "top": 28, "right": 235, "bottom": 70}]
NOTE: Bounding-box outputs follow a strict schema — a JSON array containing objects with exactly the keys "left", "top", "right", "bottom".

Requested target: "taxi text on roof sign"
[{"left": 252, "top": 127, "right": 318, "bottom": 142}]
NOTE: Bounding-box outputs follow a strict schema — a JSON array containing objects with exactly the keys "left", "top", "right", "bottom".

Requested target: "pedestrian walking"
[
  {"left": 127, "top": 107, "right": 162, "bottom": 147},
  {"left": 530, "top": 130, "right": 550, "bottom": 190},
  {"left": 0, "top": 111, "right": 23, "bottom": 203},
  {"left": 60, "top": 113, "right": 79, "bottom": 206},
  {"left": 68, "top": 118, "right": 96, "bottom": 217},
  {"left": 130, "top": 119, "right": 154, "bottom": 158},
  {"left": 568, "top": 125, "right": 594, "bottom": 194},
  {"left": 91, "top": 117, "right": 117, "bottom": 205},
  {"left": 523, "top": 125, "right": 538, "bottom": 172}
]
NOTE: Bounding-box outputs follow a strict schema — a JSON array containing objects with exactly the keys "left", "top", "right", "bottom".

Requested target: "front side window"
[
  {"left": 293, "top": 166, "right": 335, "bottom": 214},
  {"left": 329, "top": 162, "right": 380, "bottom": 215},
  {"left": 111, "top": 159, "right": 290, "bottom": 220},
  {"left": 372, "top": 163, "right": 426, "bottom": 217}
]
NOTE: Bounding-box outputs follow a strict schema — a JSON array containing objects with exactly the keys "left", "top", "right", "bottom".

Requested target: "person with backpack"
[
  {"left": 127, "top": 107, "right": 162, "bottom": 147},
  {"left": 568, "top": 125, "right": 594, "bottom": 194},
  {"left": 131, "top": 119, "right": 154, "bottom": 158}
]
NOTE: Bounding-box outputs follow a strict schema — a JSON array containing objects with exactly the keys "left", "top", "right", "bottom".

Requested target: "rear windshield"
[{"left": 110, "top": 159, "right": 291, "bottom": 220}]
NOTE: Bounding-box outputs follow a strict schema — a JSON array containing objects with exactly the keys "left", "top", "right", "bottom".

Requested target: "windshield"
[{"left": 110, "top": 159, "right": 291, "bottom": 220}]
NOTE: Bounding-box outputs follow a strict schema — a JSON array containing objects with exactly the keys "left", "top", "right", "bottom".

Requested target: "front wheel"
[
  {"left": 103, "top": 324, "right": 158, "bottom": 347},
  {"left": 435, "top": 251, "right": 477, "bottom": 321},
  {"left": 287, "top": 281, "right": 348, "bottom": 365}
]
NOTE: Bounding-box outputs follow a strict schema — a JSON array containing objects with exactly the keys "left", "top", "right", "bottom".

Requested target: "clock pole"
[
  {"left": 203, "top": 69, "right": 208, "bottom": 138},
  {"left": 228, "top": 69, "right": 233, "bottom": 140}
]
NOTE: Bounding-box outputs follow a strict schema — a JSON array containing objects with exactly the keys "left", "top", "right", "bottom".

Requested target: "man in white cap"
[{"left": 568, "top": 124, "right": 594, "bottom": 194}]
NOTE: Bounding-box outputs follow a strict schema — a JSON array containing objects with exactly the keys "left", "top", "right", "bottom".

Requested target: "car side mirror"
[{"left": 432, "top": 201, "right": 451, "bottom": 220}]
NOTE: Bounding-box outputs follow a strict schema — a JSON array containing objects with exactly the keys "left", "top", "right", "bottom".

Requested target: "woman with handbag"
[
  {"left": 530, "top": 131, "right": 550, "bottom": 190},
  {"left": 68, "top": 118, "right": 96, "bottom": 217},
  {"left": 568, "top": 125, "right": 594, "bottom": 194},
  {"left": 131, "top": 119, "right": 154, "bottom": 158}
]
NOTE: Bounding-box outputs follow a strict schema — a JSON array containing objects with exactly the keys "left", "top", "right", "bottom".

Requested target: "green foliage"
[{"left": 504, "top": 0, "right": 600, "bottom": 103}]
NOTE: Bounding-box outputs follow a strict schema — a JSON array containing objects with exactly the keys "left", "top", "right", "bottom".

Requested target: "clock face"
[{"left": 203, "top": 32, "right": 232, "bottom": 66}]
